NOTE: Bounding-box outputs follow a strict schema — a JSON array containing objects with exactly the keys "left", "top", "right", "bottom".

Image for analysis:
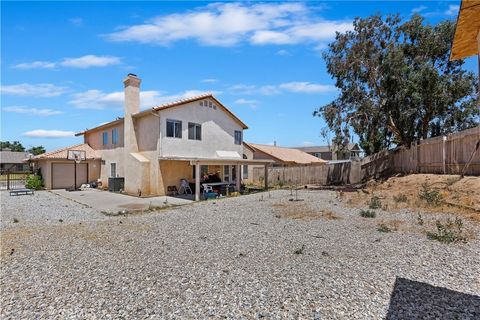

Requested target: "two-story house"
[{"left": 32, "top": 74, "right": 270, "bottom": 200}]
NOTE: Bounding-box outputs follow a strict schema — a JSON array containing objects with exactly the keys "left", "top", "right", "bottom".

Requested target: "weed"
[
  {"left": 294, "top": 244, "right": 305, "bottom": 255},
  {"left": 12, "top": 218, "right": 19, "bottom": 223},
  {"left": 369, "top": 195, "right": 382, "bottom": 209},
  {"left": 359, "top": 209, "right": 376, "bottom": 218},
  {"left": 377, "top": 223, "right": 392, "bottom": 233},
  {"left": 393, "top": 194, "right": 408, "bottom": 203},
  {"left": 419, "top": 183, "right": 442, "bottom": 206},
  {"left": 427, "top": 217, "right": 467, "bottom": 244},
  {"left": 417, "top": 213, "right": 424, "bottom": 226},
  {"left": 445, "top": 177, "right": 460, "bottom": 186}
]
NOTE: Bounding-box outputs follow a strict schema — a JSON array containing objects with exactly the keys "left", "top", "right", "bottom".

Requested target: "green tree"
[
  {"left": 314, "top": 14, "right": 479, "bottom": 155},
  {"left": 27, "top": 146, "right": 46, "bottom": 155},
  {"left": 0, "top": 141, "right": 25, "bottom": 152}
]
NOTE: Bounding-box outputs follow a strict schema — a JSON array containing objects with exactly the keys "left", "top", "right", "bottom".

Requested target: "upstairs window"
[
  {"left": 166, "top": 119, "right": 182, "bottom": 138},
  {"left": 234, "top": 130, "right": 242, "bottom": 145},
  {"left": 112, "top": 128, "right": 119, "bottom": 145},
  {"left": 102, "top": 131, "right": 108, "bottom": 145},
  {"left": 188, "top": 122, "right": 202, "bottom": 141}
]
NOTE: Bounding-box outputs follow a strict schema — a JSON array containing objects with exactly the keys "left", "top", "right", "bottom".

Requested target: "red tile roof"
[{"left": 32, "top": 143, "right": 100, "bottom": 160}]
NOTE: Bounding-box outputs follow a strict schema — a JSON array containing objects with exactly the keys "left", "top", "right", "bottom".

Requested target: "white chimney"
[
  {"left": 123, "top": 73, "right": 141, "bottom": 116},
  {"left": 123, "top": 74, "right": 141, "bottom": 154}
]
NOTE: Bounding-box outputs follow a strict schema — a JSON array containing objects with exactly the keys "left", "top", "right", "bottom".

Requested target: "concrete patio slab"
[{"left": 50, "top": 189, "right": 192, "bottom": 212}]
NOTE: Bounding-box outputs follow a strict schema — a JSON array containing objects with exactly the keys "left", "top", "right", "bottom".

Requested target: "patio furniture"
[
  {"left": 179, "top": 179, "right": 192, "bottom": 195},
  {"left": 9, "top": 189, "right": 34, "bottom": 196},
  {"left": 167, "top": 185, "right": 178, "bottom": 196}
]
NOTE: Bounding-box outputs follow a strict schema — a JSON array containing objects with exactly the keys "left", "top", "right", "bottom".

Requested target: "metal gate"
[{"left": 0, "top": 170, "right": 32, "bottom": 190}]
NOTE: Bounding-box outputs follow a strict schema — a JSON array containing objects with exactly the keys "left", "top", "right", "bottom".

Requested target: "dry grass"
[
  {"left": 272, "top": 202, "right": 342, "bottom": 220},
  {"left": 345, "top": 174, "right": 480, "bottom": 223}
]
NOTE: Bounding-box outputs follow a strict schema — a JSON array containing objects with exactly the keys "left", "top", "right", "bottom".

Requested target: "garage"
[{"left": 52, "top": 163, "right": 88, "bottom": 189}]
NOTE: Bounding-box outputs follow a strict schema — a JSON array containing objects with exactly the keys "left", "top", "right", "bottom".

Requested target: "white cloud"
[
  {"left": 234, "top": 98, "right": 258, "bottom": 108},
  {"left": 276, "top": 49, "right": 292, "bottom": 56},
  {"left": 411, "top": 5, "right": 427, "bottom": 14},
  {"left": 2, "top": 106, "right": 63, "bottom": 116},
  {"left": 69, "top": 89, "right": 220, "bottom": 109},
  {"left": 201, "top": 78, "right": 218, "bottom": 83},
  {"left": 105, "top": 3, "right": 351, "bottom": 49},
  {"left": 0, "top": 83, "right": 68, "bottom": 97},
  {"left": 60, "top": 55, "right": 121, "bottom": 68},
  {"left": 279, "top": 82, "right": 336, "bottom": 93},
  {"left": 228, "top": 81, "right": 335, "bottom": 95},
  {"left": 302, "top": 141, "right": 315, "bottom": 146},
  {"left": 23, "top": 129, "right": 75, "bottom": 138},
  {"left": 444, "top": 5, "right": 459, "bottom": 16},
  {"left": 12, "top": 55, "right": 121, "bottom": 70},
  {"left": 12, "top": 61, "right": 56, "bottom": 69}
]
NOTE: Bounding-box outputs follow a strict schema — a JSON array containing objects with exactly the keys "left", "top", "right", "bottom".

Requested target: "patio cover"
[{"left": 159, "top": 156, "right": 273, "bottom": 201}]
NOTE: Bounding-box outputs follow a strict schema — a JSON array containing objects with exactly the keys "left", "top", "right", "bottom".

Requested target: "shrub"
[
  {"left": 377, "top": 223, "right": 392, "bottom": 232},
  {"left": 393, "top": 194, "right": 408, "bottom": 203},
  {"left": 369, "top": 195, "right": 382, "bottom": 209},
  {"left": 25, "top": 174, "right": 43, "bottom": 190},
  {"left": 419, "top": 183, "right": 442, "bottom": 206},
  {"left": 359, "top": 209, "right": 376, "bottom": 218},
  {"left": 427, "top": 218, "right": 467, "bottom": 244},
  {"left": 417, "top": 213, "right": 424, "bottom": 226}
]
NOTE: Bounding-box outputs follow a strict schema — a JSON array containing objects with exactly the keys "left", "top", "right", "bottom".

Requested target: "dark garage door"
[{"left": 52, "top": 163, "right": 88, "bottom": 189}]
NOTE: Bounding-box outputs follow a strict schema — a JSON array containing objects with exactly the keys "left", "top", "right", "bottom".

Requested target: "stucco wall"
[
  {"left": 158, "top": 160, "right": 193, "bottom": 195},
  {"left": 97, "top": 148, "right": 125, "bottom": 187},
  {"left": 85, "top": 123, "right": 125, "bottom": 150},
  {"left": 135, "top": 115, "right": 160, "bottom": 152},
  {"left": 36, "top": 159, "right": 101, "bottom": 189},
  {"left": 158, "top": 98, "right": 244, "bottom": 158}
]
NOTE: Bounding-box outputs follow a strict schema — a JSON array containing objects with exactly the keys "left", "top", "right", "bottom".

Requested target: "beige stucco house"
[{"left": 32, "top": 74, "right": 270, "bottom": 200}]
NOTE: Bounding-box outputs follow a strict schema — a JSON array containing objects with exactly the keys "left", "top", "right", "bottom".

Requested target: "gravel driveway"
[{"left": 1, "top": 189, "right": 479, "bottom": 319}]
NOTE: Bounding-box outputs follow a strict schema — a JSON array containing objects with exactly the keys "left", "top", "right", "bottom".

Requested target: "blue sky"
[{"left": 1, "top": 1, "right": 476, "bottom": 151}]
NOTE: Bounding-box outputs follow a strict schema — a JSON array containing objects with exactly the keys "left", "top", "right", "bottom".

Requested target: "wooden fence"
[
  {"left": 251, "top": 126, "right": 480, "bottom": 186},
  {"left": 392, "top": 126, "right": 480, "bottom": 175}
]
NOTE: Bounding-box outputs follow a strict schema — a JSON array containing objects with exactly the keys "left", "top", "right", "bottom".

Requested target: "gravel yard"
[{"left": 1, "top": 189, "right": 479, "bottom": 319}]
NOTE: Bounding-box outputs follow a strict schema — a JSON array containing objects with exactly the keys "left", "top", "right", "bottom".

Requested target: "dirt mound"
[{"left": 345, "top": 174, "right": 480, "bottom": 222}]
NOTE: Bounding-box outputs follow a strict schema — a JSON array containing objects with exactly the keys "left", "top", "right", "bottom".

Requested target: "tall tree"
[
  {"left": 27, "top": 146, "right": 46, "bottom": 155},
  {"left": 314, "top": 14, "right": 479, "bottom": 155},
  {"left": 0, "top": 141, "right": 25, "bottom": 152}
]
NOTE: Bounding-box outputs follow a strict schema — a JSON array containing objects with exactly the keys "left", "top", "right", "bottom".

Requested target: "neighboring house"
[
  {"left": 31, "top": 74, "right": 270, "bottom": 200},
  {"left": 0, "top": 149, "right": 30, "bottom": 171},
  {"left": 243, "top": 142, "right": 326, "bottom": 183},
  {"left": 294, "top": 143, "right": 363, "bottom": 161}
]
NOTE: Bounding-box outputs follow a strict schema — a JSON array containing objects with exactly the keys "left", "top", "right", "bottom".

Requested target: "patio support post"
[
  {"left": 195, "top": 162, "right": 200, "bottom": 201},
  {"left": 235, "top": 163, "right": 241, "bottom": 192},
  {"left": 264, "top": 164, "right": 269, "bottom": 190}
]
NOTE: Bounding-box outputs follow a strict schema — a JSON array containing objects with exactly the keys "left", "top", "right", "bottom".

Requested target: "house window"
[
  {"left": 112, "top": 128, "right": 119, "bottom": 145},
  {"left": 224, "top": 165, "right": 230, "bottom": 182},
  {"left": 234, "top": 130, "right": 242, "bottom": 145},
  {"left": 188, "top": 122, "right": 202, "bottom": 140},
  {"left": 102, "top": 131, "right": 108, "bottom": 145},
  {"left": 110, "top": 163, "right": 116, "bottom": 177},
  {"left": 192, "top": 165, "right": 209, "bottom": 179},
  {"left": 243, "top": 154, "right": 248, "bottom": 179},
  {"left": 166, "top": 119, "right": 182, "bottom": 138}
]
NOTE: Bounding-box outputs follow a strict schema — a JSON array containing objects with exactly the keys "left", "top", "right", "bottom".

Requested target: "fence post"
[
  {"left": 442, "top": 136, "right": 447, "bottom": 174},
  {"left": 6, "top": 171, "right": 10, "bottom": 190}
]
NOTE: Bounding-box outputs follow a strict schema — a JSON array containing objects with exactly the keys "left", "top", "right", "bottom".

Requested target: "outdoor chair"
[{"left": 178, "top": 179, "right": 192, "bottom": 195}]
